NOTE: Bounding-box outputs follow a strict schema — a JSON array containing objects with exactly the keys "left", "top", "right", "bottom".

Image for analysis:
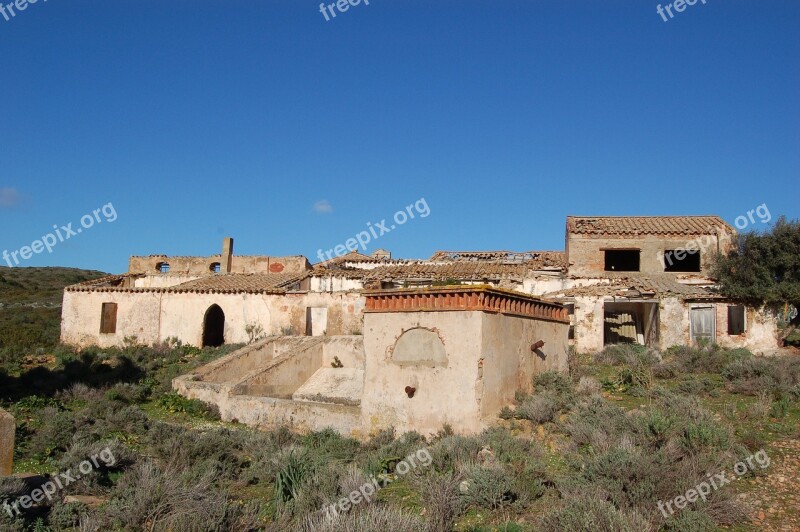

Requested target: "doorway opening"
[
  {"left": 604, "top": 301, "right": 660, "bottom": 347},
  {"left": 203, "top": 304, "right": 225, "bottom": 347}
]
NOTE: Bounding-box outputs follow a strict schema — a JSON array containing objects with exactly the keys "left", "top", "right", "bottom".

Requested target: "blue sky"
[{"left": 1, "top": 0, "right": 798, "bottom": 273}]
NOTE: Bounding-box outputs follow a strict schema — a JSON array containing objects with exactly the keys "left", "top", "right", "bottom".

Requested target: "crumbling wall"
[
  {"left": 567, "top": 233, "right": 735, "bottom": 277},
  {"left": 572, "top": 296, "right": 605, "bottom": 353},
  {"left": 128, "top": 255, "right": 310, "bottom": 276},
  {"left": 713, "top": 304, "right": 780, "bottom": 352},
  {"left": 658, "top": 297, "right": 688, "bottom": 349}
]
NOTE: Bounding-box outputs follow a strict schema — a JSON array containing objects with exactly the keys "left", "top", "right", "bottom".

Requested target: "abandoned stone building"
[{"left": 60, "top": 215, "right": 780, "bottom": 436}]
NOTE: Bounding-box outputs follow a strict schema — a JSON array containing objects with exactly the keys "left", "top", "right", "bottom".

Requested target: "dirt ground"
[{"left": 741, "top": 438, "right": 800, "bottom": 531}]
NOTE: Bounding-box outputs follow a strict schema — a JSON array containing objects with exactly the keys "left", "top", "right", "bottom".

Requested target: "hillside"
[{"left": 0, "top": 267, "right": 107, "bottom": 370}]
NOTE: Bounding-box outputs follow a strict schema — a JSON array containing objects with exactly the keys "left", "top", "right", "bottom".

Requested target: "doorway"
[
  {"left": 203, "top": 304, "right": 225, "bottom": 347},
  {"left": 690, "top": 306, "right": 716, "bottom": 344}
]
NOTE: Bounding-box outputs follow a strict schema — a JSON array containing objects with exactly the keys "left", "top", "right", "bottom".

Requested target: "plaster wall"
[
  {"left": 479, "top": 313, "right": 569, "bottom": 416},
  {"left": 362, "top": 311, "right": 484, "bottom": 436},
  {"left": 61, "top": 290, "right": 364, "bottom": 348}
]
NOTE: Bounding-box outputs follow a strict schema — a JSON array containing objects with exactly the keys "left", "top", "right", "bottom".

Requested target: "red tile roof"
[
  {"left": 429, "top": 250, "right": 565, "bottom": 267},
  {"left": 65, "top": 273, "right": 305, "bottom": 294},
  {"left": 567, "top": 216, "right": 733, "bottom": 236}
]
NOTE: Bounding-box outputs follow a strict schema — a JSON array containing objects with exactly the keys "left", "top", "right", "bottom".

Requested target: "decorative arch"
[{"left": 391, "top": 327, "right": 447, "bottom": 367}]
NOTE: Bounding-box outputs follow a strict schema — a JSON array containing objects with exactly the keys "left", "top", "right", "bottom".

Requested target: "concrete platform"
[{"left": 292, "top": 367, "right": 364, "bottom": 407}]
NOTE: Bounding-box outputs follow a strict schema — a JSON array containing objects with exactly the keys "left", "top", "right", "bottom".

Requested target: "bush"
[
  {"left": 459, "top": 464, "right": 516, "bottom": 509},
  {"left": 156, "top": 392, "right": 220, "bottom": 419},
  {"left": 666, "top": 344, "right": 752, "bottom": 374},
  {"left": 299, "top": 504, "right": 426, "bottom": 532},
  {"left": 576, "top": 376, "right": 601, "bottom": 396},
  {"left": 594, "top": 344, "right": 660, "bottom": 367},
  {"left": 514, "top": 392, "right": 559, "bottom": 424},
  {"left": 538, "top": 496, "right": 653, "bottom": 532},
  {"left": 414, "top": 471, "right": 464, "bottom": 532}
]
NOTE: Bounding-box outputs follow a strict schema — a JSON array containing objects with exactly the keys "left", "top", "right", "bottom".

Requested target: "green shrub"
[
  {"left": 274, "top": 450, "right": 311, "bottom": 508},
  {"left": 460, "top": 465, "right": 516, "bottom": 509},
  {"left": 514, "top": 392, "right": 559, "bottom": 424},
  {"left": 538, "top": 496, "right": 651, "bottom": 532},
  {"left": 155, "top": 392, "right": 219, "bottom": 419},
  {"left": 770, "top": 397, "right": 791, "bottom": 418}
]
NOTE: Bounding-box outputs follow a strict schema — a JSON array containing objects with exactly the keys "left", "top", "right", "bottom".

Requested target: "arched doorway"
[{"left": 202, "top": 305, "right": 225, "bottom": 347}]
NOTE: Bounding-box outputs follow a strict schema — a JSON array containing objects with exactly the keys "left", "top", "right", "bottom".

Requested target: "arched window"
[
  {"left": 156, "top": 262, "right": 170, "bottom": 273},
  {"left": 209, "top": 262, "right": 221, "bottom": 273}
]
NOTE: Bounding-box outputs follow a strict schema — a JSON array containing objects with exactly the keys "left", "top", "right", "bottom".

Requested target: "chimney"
[{"left": 222, "top": 237, "right": 234, "bottom": 273}]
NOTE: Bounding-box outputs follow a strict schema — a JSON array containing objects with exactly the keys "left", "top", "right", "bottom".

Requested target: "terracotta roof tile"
[
  {"left": 429, "top": 250, "right": 565, "bottom": 267},
  {"left": 567, "top": 216, "right": 733, "bottom": 236},
  {"left": 317, "top": 262, "right": 532, "bottom": 282},
  {"left": 65, "top": 273, "right": 305, "bottom": 294}
]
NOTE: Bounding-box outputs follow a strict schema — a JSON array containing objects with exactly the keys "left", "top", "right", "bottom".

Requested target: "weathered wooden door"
[{"left": 690, "top": 306, "right": 715, "bottom": 344}]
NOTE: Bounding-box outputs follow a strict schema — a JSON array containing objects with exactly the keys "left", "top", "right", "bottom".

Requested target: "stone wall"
[{"left": 0, "top": 408, "right": 14, "bottom": 476}]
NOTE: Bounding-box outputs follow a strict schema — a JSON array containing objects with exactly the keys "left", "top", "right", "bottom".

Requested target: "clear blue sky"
[{"left": 1, "top": 0, "right": 798, "bottom": 273}]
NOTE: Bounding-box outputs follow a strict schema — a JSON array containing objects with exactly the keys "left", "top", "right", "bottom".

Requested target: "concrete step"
[{"left": 292, "top": 367, "right": 364, "bottom": 407}]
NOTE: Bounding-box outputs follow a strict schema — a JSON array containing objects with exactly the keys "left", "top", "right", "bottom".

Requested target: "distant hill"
[
  {"left": 0, "top": 267, "right": 107, "bottom": 368},
  {"left": 0, "top": 266, "right": 106, "bottom": 306}
]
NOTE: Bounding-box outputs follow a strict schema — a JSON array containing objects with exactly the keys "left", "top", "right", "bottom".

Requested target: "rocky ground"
[{"left": 743, "top": 438, "right": 800, "bottom": 531}]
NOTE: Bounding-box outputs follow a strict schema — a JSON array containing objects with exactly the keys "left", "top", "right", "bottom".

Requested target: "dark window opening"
[
  {"left": 156, "top": 262, "right": 170, "bottom": 273},
  {"left": 202, "top": 304, "right": 225, "bottom": 347},
  {"left": 210, "top": 262, "right": 221, "bottom": 273},
  {"left": 100, "top": 302, "right": 117, "bottom": 334},
  {"left": 728, "top": 305, "right": 746, "bottom": 335},
  {"left": 664, "top": 249, "right": 701, "bottom": 272},
  {"left": 604, "top": 250, "right": 640, "bottom": 272}
]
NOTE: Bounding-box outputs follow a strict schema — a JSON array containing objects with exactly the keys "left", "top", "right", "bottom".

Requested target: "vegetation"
[{"left": 713, "top": 217, "right": 800, "bottom": 345}]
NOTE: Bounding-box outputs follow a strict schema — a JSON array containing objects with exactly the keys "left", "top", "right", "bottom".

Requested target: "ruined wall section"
[
  {"left": 128, "top": 255, "right": 310, "bottom": 276},
  {"left": 566, "top": 233, "right": 736, "bottom": 277}
]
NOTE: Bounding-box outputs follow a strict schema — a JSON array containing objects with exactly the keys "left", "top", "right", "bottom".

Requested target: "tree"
[{"left": 712, "top": 216, "right": 800, "bottom": 346}]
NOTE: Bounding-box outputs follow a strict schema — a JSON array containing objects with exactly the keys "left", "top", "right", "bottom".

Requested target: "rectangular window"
[
  {"left": 728, "top": 305, "right": 746, "bottom": 335},
  {"left": 664, "top": 249, "right": 701, "bottom": 272},
  {"left": 100, "top": 302, "right": 118, "bottom": 334},
  {"left": 604, "top": 249, "right": 640, "bottom": 272}
]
